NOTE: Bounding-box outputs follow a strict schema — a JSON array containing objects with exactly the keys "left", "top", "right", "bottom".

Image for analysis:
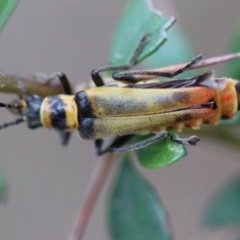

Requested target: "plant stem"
[
  {"left": 0, "top": 71, "right": 62, "bottom": 97},
  {"left": 67, "top": 153, "right": 120, "bottom": 240}
]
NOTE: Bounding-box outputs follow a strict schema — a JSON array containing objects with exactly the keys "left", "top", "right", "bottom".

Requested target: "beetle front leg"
[
  {"left": 55, "top": 72, "right": 73, "bottom": 95},
  {"left": 91, "top": 34, "right": 151, "bottom": 87}
]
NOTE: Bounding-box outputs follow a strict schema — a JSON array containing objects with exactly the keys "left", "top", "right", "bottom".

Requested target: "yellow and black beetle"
[{"left": 0, "top": 35, "right": 240, "bottom": 155}]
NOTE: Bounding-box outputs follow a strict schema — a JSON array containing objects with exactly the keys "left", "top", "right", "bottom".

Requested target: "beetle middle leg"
[
  {"left": 91, "top": 33, "right": 151, "bottom": 87},
  {"left": 109, "top": 132, "right": 200, "bottom": 153},
  {"left": 113, "top": 54, "right": 205, "bottom": 83}
]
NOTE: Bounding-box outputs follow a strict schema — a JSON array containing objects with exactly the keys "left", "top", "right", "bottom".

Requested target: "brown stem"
[
  {"left": 0, "top": 71, "right": 62, "bottom": 97},
  {"left": 67, "top": 153, "right": 120, "bottom": 240}
]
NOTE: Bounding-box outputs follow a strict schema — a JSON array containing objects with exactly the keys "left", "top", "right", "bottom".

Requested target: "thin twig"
[
  {"left": 67, "top": 153, "right": 120, "bottom": 240},
  {"left": 0, "top": 71, "right": 62, "bottom": 97}
]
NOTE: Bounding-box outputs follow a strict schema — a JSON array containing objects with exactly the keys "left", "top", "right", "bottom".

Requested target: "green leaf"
[
  {"left": 108, "top": 0, "right": 175, "bottom": 66},
  {"left": 144, "top": 24, "right": 196, "bottom": 78},
  {"left": 0, "top": 0, "right": 19, "bottom": 33},
  {"left": 133, "top": 133, "right": 187, "bottom": 169},
  {"left": 202, "top": 175, "right": 240, "bottom": 227},
  {"left": 0, "top": 171, "right": 7, "bottom": 203},
  {"left": 108, "top": 155, "right": 172, "bottom": 240}
]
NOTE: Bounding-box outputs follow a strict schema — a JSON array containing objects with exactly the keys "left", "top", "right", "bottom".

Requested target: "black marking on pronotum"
[
  {"left": 49, "top": 96, "right": 67, "bottom": 130},
  {"left": 24, "top": 95, "right": 43, "bottom": 129}
]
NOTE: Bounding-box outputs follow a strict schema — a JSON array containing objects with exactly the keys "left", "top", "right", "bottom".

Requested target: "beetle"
[{"left": 0, "top": 35, "right": 239, "bottom": 155}]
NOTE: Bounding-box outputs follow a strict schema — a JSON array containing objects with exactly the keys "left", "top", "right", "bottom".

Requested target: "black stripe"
[
  {"left": 78, "top": 118, "right": 95, "bottom": 139},
  {"left": 75, "top": 91, "right": 95, "bottom": 118},
  {"left": 49, "top": 96, "right": 67, "bottom": 130},
  {"left": 75, "top": 91, "right": 95, "bottom": 139}
]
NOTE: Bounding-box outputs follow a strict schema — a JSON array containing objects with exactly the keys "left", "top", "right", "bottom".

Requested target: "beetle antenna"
[
  {"left": 0, "top": 102, "right": 24, "bottom": 109},
  {"left": 0, "top": 118, "right": 24, "bottom": 130}
]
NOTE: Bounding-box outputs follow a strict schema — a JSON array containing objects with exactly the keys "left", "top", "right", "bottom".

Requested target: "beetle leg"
[
  {"left": 95, "top": 135, "right": 133, "bottom": 155},
  {"left": 91, "top": 34, "right": 151, "bottom": 87},
  {"left": 56, "top": 72, "right": 73, "bottom": 95},
  {"left": 58, "top": 131, "right": 71, "bottom": 146},
  {"left": 55, "top": 73, "right": 73, "bottom": 145},
  {"left": 109, "top": 132, "right": 200, "bottom": 152},
  {"left": 113, "top": 55, "right": 205, "bottom": 83},
  {"left": 0, "top": 118, "right": 24, "bottom": 130}
]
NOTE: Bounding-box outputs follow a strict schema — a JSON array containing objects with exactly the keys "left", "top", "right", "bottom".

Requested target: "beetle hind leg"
[
  {"left": 109, "top": 132, "right": 200, "bottom": 153},
  {"left": 95, "top": 135, "right": 134, "bottom": 155},
  {"left": 113, "top": 54, "right": 205, "bottom": 82},
  {"left": 169, "top": 54, "right": 205, "bottom": 77}
]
